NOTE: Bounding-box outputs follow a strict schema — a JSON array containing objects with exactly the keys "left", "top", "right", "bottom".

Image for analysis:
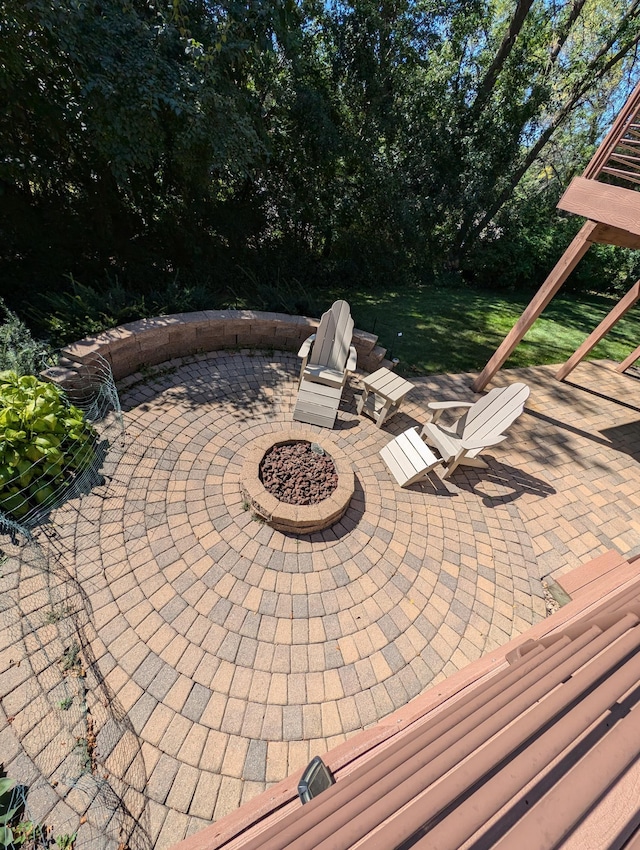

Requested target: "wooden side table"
[{"left": 356, "top": 367, "right": 415, "bottom": 428}]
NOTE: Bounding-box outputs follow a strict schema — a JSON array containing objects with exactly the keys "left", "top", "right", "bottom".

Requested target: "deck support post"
[
  {"left": 616, "top": 342, "right": 640, "bottom": 374},
  {"left": 555, "top": 279, "right": 640, "bottom": 380},
  {"left": 472, "top": 221, "right": 597, "bottom": 392}
]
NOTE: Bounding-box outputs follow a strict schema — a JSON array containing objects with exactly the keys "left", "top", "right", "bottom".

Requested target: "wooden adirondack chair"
[
  {"left": 421, "top": 382, "right": 530, "bottom": 478},
  {"left": 297, "top": 300, "right": 357, "bottom": 389}
]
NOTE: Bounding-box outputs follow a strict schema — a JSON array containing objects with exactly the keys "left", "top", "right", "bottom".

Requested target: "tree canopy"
[{"left": 1, "top": 0, "right": 639, "bottom": 338}]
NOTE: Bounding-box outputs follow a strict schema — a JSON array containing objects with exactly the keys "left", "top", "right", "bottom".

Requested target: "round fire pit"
[
  {"left": 242, "top": 429, "right": 355, "bottom": 534},
  {"left": 260, "top": 441, "right": 338, "bottom": 505}
]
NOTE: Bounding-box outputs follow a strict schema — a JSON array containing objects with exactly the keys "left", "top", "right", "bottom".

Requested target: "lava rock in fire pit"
[{"left": 259, "top": 441, "right": 338, "bottom": 505}]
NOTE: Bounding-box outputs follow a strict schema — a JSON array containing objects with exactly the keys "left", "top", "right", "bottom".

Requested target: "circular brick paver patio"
[
  {"left": 3, "top": 351, "right": 640, "bottom": 848},
  {"left": 52, "top": 352, "right": 545, "bottom": 840},
  {"left": 4, "top": 350, "right": 576, "bottom": 848}
]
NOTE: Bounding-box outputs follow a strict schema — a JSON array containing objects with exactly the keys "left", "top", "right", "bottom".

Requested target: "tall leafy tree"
[
  {"left": 451, "top": 0, "right": 640, "bottom": 256},
  {"left": 0, "top": 0, "right": 269, "bottom": 280},
  {"left": 1, "top": 0, "right": 640, "bottom": 318}
]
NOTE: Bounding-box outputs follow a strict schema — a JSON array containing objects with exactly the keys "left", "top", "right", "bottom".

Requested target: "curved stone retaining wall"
[{"left": 48, "top": 310, "right": 390, "bottom": 385}]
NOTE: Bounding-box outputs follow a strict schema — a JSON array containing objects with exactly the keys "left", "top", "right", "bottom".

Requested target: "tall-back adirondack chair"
[
  {"left": 298, "top": 300, "right": 357, "bottom": 389},
  {"left": 421, "top": 382, "right": 530, "bottom": 478}
]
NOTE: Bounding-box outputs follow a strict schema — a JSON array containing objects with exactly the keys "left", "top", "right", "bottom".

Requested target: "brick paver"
[{"left": 1, "top": 353, "right": 640, "bottom": 849}]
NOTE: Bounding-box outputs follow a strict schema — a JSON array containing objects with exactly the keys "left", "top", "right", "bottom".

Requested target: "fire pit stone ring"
[{"left": 241, "top": 428, "right": 355, "bottom": 534}]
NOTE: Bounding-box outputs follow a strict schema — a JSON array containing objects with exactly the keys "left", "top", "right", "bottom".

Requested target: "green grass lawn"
[{"left": 322, "top": 283, "right": 640, "bottom": 376}]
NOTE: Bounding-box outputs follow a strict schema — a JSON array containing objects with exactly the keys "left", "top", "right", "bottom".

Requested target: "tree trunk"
[
  {"left": 549, "top": 0, "right": 587, "bottom": 66},
  {"left": 467, "top": 0, "right": 534, "bottom": 122}
]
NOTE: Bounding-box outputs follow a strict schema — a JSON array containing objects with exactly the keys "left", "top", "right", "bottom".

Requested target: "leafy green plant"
[
  {"left": 55, "top": 833, "right": 76, "bottom": 850},
  {"left": 37, "top": 274, "right": 216, "bottom": 347},
  {"left": 39, "top": 276, "right": 149, "bottom": 347},
  {"left": 0, "top": 769, "right": 42, "bottom": 849},
  {"left": 10, "top": 819, "right": 45, "bottom": 848},
  {"left": 56, "top": 697, "right": 73, "bottom": 711},
  {"left": 0, "top": 372, "right": 97, "bottom": 521},
  {"left": 0, "top": 775, "right": 22, "bottom": 848}
]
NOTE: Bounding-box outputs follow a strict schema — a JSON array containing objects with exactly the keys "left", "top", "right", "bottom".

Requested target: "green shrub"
[
  {"left": 0, "top": 372, "right": 97, "bottom": 522},
  {"left": 33, "top": 269, "right": 323, "bottom": 347},
  {"left": 0, "top": 301, "right": 49, "bottom": 377},
  {"left": 34, "top": 274, "right": 218, "bottom": 346},
  {"left": 36, "top": 276, "right": 149, "bottom": 347}
]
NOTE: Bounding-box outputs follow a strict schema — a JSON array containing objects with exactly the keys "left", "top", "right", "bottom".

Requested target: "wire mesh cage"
[
  {"left": 0, "top": 353, "right": 151, "bottom": 850},
  {"left": 0, "top": 354, "right": 123, "bottom": 537}
]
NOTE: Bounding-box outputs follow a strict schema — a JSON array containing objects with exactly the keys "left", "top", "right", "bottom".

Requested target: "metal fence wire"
[{"left": 0, "top": 355, "right": 152, "bottom": 850}]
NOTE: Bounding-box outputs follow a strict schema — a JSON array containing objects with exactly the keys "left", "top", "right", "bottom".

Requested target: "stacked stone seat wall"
[{"left": 49, "top": 310, "right": 389, "bottom": 382}]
